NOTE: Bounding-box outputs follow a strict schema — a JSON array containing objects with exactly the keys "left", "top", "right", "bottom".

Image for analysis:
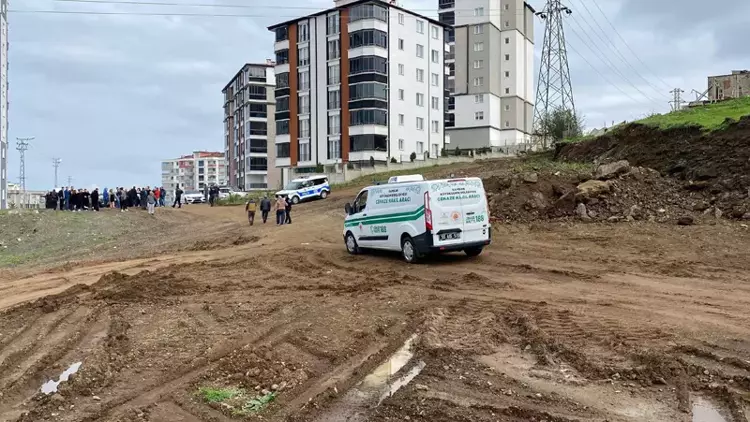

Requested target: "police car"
[{"left": 275, "top": 175, "right": 331, "bottom": 204}]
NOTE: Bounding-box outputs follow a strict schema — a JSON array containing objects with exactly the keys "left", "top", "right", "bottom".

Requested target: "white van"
[{"left": 343, "top": 175, "right": 491, "bottom": 263}]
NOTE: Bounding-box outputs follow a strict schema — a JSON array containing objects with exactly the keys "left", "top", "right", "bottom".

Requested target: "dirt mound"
[
  {"left": 91, "top": 270, "right": 203, "bottom": 302},
  {"left": 186, "top": 235, "right": 259, "bottom": 251},
  {"left": 557, "top": 117, "right": 750, "bottom": 196}
]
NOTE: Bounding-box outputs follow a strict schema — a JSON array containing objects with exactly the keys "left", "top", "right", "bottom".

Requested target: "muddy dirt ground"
[{"left": 1, "top": 161, "right": 750, "bottom": 422}]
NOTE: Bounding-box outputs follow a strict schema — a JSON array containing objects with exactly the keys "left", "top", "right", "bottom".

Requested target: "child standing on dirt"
[{"left": 245, "top": 198, "right": 257, "bottom": 226}]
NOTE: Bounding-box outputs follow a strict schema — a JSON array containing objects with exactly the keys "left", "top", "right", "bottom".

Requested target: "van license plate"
[{"left": 439, "top": 232, "right": 461, "bottom": 241}]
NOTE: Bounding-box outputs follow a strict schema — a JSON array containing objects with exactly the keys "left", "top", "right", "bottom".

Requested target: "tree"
[
  {"left": 390, "top": 157, "right": 397, "bottom": 164},
  {"left": 538, "top": 108, "right": 584, "bottom": 145}
]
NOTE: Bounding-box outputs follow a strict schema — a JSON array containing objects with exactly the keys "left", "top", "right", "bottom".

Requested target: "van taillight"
[{"left": 424, "top": 191, "right": 432, "bottom": 231}]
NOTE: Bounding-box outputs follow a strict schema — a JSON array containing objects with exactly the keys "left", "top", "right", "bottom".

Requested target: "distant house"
[
  {"left": 7, "top": 183, "right": 45, "bottom": 209},
  {"left": 708, "top": 70, "right": 750, "bottom": 101}
]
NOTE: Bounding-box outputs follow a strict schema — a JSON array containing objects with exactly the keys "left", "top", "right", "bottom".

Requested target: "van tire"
[
  {"left": 291, "top": 196, "right": 300, "bottom": 205},
  {"left": 345, "top": 233, "right": 360, "bottom": 255},
  {"left": 320, "top": 190, "right": 329, "bottom": 199},
  {"left": 401, "top": 236, "right": 420, "bottom": 264},
  {"left": 464, "top": 247, "right": 483, "bottom": 257}
]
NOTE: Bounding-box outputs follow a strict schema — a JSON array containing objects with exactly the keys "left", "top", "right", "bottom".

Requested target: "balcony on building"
[{"left": 438, "top": 0, "right": 454, "bottom": 9}]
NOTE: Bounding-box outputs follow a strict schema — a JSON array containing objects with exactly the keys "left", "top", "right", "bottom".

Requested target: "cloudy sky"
[{"left": 8, "top": 0, "right": 749, "bottom": 190}]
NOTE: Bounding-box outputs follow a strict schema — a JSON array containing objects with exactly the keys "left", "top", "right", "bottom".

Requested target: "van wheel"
[
  {"left": 401, "top": 236, "right": 420, "bottom": 264},
  {"left": 345, "top": 233, "right": 360, "bottom": 255},
  {"left": 291, "top": 196, "right": 300, "bottom": 205},
  {"left": 320, "top": 190, "right": 328, "bottom": 199},
  {"left": 464, "top": 247, "right": 483, "bottom": 257}
]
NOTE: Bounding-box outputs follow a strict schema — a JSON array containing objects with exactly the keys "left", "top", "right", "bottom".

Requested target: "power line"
[
  {"left": 669, "top": 88, "right": 685, "bottom": 112},
  {"left": 588, "top": 0, "right": 673, "bottom": 91},
  {"left": 566, "top": 0, "right": 668, "bottom": 100}
]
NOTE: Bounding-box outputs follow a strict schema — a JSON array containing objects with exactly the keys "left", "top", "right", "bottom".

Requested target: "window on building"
[
  {"left": 327, "top": 64, "right": 340, "bottom": 84},
  {"left": 474, "top": 94, "right": 483, "bottom": 103},
  {"left": 473, "top": 60, "right": 483, "bottom": 69},
  {"left": 298, "top": 70, "right": 310, "bottom": 90},
  {"left": 505, "top": 87, "right": 510, "bottom": 94},
  {"left": 474, "top": 7, "right": 484, "bottom": 16},
  {"left": 276, "top": 72, "right": 289, "bottom": 89},
  {"left": 504, "top": 3, "right": 509, "bottom": 10},
  {"left": 298, "top": 46, "right": 310, "bottom": 66},
  {"left": 328, "top": 138, "right": 341, "bottom": 159},
  {"left": 398, "top": 38, "right": 404, "bottom": 50},
  {"left": 505, "top": 104, "right": 511, "bottom": 111},
  {"left": 399, "top": 13, "right": 404, "bottom": 24},
  {"left": 299, "top": 142, "right": 311, "bottom": 161},
  {"left": 416, "top": 93, "right": 424, "bottom": 106},
  {"left": 416, "top": 68, "right": 424, "bottom": 82},
  {"left": 298, "top": 95, "right": 310, "bottom": 114},
  {"left": 399, "top": 114, "right": 404, "bottom": 125},
  {"left": 276, "top": 96, "right": 289, "bottom": 112},
  {"left": 431, "top": 120, "right": 439, "bottom": 133},
  {"left": 505, "top": 121, "right": 510, "bottom": 128},
  {"left": 350, "top": 109, "right": 388, "bottom": 126},
  {"left": 473, "top": 77, "right": 483, "bottom": 86},
  {"left": 431, "top": 73, "right": 439, "bottom": 86},
  {"left": 276, "top": 142, "right": 291, "bottom": 158},
  {"left": 328, "top": 114, "right": 341, "bottom": 135},
  {"left": 247, "top": 121, "right": 267, "bottom": 136},
  {"left": 327, "top": 39, "right": 340, "bottom": 60},
  {"left": 473, "top": 42, "right": 484, "bottom": 51},
  {"left": 328, "top": 89, "right": 341, "bottom": 109},
  {"left": 327, "top": 12, "right": 340, "bottom": 35},
  {"left": 504, "top": 20, "right": 510, "bottom": 28},
  {"left": 505, "top": 54, "right": 510, "bottom": 60},
  {"left": 349, "top": 29, "right": 388, "bottom": 49},
  {"left": 398, "top": 139, "right": 404, "bottom": 150},
  {"left": 298, "top": 22, "right": 309, "bottom": 42},
  {"left": 505, "top": 37, "right": 510, "bottom": 44},
  {"left": 416, "top": 117, "right": 424, "bottom": 130},
  {"left": 349, "top": 82, "right": 388, "bottom": 100},
  {"left": 431, "top": 49, "right": 439, "bottom": 63},
  {"left": 473, "top": 24, "right": 483, "bottom": 34},
  {"left": 350, "top": 134, "right": 388, "bottom": 151},
  {"left": 431, "top": 96, "right": 439, "bottom": 109},
  {"left": 349, "top": 3, "right": 388, "bottom": 22},
  {"left": 417, "top": 141, "right": 424, "bottom": 154},
  {"left": 349, "top": 55, "right": 388, "bottom": 74},
  {"left": 248, "top": 157, "right": 268, "bottom": 171},
  {"left": 505, "top": 71, "right": 510, "bottom": 77},
  {"left": 431, "top": 25, "right": 439, "bottom": 39},
  {"left": 398, "top": 89, "right": 404, "bottom": 100},
  {"left": 248, "top": 103, "right": 267, "bottom": 118},
  {"left": 416, "top": 44, "right": 424, "bottom": 58},
  {"left": 248, "top": 85, "right": 266, "bottom": 99},
  {"left": 299, "top": 119, "right": 311, "bottom": 138},
  {"left": 398, "top": 64, "right": 404, "bottom": 75},
  {"left": 275, "top": 49, "right": 289, "bottom": 65},
  {"left": 475, "top": 111, "right": 484, "bottom": 120},
  {"left": 416, "top": 20, "right": 424, "bottom": 33},
  {"left": 248, "top": 138, "right": 268, "bottom": 153},
  {"left": 276, "top": 120, "right": 290, "bottom": 135},
  {"left": 274, "top": 26, "right": 288, "bottom": 42}
]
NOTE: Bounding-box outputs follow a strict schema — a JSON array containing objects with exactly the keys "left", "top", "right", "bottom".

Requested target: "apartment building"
[
  {"left": 161, "top": 151, "right": 226, "bottom": 196},
  {"left": 439, "top": 0, "right": 535, "bottom": 150},
  {"left": 0, "top": 0, "right": 8, "bottom": 209},
  {"left": 268, "top": 0, "right": 447, "bottom": 180},
  {"left": 222, "top": 61, "right": 280, "bottom": 191}
]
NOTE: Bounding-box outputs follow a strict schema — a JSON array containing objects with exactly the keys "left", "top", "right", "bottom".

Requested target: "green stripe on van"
[{"left": 345, "top": 206, "right": 425, "bottom": 227}]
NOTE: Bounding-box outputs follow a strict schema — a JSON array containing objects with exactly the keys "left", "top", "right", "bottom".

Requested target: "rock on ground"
[{"left": 595, "top": 160, "right": 631, "bottom": 180}]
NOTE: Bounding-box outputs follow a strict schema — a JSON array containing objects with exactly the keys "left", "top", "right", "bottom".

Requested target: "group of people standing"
[
  {"left": 44, "top": 186, "right": 168, "bottom": 215},
  {"left": 244, "top": 195, "right": 292, "bottom": 226}
]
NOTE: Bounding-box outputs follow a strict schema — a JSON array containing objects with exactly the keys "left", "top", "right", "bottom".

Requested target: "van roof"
[{"left": 388, "top": 174, "right": 424, "bottom": 184}]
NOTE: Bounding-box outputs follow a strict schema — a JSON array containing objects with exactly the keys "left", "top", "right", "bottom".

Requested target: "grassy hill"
[{"left": 636, "top": 96, "right": 750, "bottom": 130}]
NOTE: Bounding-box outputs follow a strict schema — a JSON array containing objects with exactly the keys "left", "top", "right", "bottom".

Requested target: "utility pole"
[
  {"left": 67, "top": 175, "right": 73, "bottom": 186},
  {"left": 533, "top": 0, "right": 576, "bottom": 149},
  {"left": 669, "top": 88, "right": 685, "bottom": 111},
  {"left": 52, "top": 158, "right": 62, "bottom": 189},
  {"left": 16, "top": 137, "right": 33, "bottom": 209}
]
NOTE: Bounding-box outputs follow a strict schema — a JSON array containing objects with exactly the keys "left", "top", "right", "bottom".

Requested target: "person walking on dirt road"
[
  {"left": 245, "top": 198, "right": 257, "bottom": 226},
  {"left": 275, "top": 195, "right": 286, "bottom": 225},
  {"left": 172, "top": 187, "right": 183, "bottom": 208},
  {"left": 284, "top": 195, "right": 292, "bottom": 225},
  {"left": 259, "top": 195, "right": 271, "bottom": 223}
]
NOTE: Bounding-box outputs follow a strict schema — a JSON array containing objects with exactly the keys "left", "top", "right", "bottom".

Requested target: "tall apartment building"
[
  {"left": 268, "top": 0, "right": 447, "bottom": 181},
  {"left": 0, "top": 0, "right": 8, "bottom": 209},
  {"left": 222, "top": 62, "right": 280, "bottom": 191},
  {"left": 161, "top": 151, "right": 226, "bottom": 196},
  {"left": 439, "top": 0, "right": 535, "bottom": 150}
]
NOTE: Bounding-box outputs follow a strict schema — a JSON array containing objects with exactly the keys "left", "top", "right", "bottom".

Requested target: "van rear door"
[
  {"left": 458, "top": 178, "right": 490, "bottom": 244},
  {"left": 429, "top": 179, "right": 469, "bottom": 248}
]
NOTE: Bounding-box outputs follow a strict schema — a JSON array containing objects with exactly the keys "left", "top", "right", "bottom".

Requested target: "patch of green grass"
[
  {"left": 636, "top": 97, "right": 750, "bottom": 130},
  {"left": 236, "top": 392, "right": 277, "bottom": 415},
  {"left": 198, "top": 387, "right": 243, "bottom": 403}
]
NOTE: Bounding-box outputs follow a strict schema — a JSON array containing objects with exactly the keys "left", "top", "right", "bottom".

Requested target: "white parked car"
[
  {"left": 182, "top": 190, "right": 205, "bottom": 204},
  {"left": 275, "top": 175, "right": 330, "bottom": 204},
  {"left": 343, "top": 175, "right": 491, "bottom": 263},
  {"left": 218, "top": 187, "right": 248, "bottom": 199}
]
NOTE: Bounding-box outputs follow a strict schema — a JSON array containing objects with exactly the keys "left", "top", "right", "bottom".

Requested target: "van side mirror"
[{"left": 344, "top": 203, "right": 352, "bottom": 215}]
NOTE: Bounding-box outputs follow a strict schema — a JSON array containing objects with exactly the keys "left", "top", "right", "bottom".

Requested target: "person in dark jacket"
[
  {"left": 91, "top": 188, "right": 100, "bottom": 211},
  {"left": 284, "top": 195, "right": 292, "bottom": 224},
  {"left": 140, "top": 187, "right": 148, "bottom": 210},
  {"left": 159, "top": 187, "right": 166, "bottom": 207},
  {"left": 64, "top": 187, "right": 71, "bottom": 210},
  {"left": 58, "top": 188, "right": 64, "bottom": 210},
  {"left": 259, "top": 195, "right": 271, "bottom": 223},
  {"left": 172, "top": 187, "right": 183, "bottom": 208},
  {"left": 81, "top": 189, "right": 90, "bottom": 210}
]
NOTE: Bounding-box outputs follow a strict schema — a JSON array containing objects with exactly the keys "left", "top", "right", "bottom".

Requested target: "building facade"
[
  {"left": 222, "top": 62, "right": 280, "bottom": 191},
  {"left": 7, "top": 183, "right": 45, "bottom": 209},
  {"left": 0, "top": 0, "right": 8, "bottom": 209},
  {"left": 161, "top": 151, "right": 226, "bottom": 196},
  {"left": 268, "top": 0, "right": 447, "bottom": 181},
  {"left": 708, "top": 70, "right": 750, "bottom": 102},
  {"left": 439, "top": 0, "right": 535, "bottom": 150}
]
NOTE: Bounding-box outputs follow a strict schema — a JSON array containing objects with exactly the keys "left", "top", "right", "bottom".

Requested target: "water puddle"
[
  {"left": 40, "top": 362, "right": 82, "bottom": 394},
  {"left": 692, "top": 397, "right": 728, "bottom": 422},
  {"left": 317, "top": 335, "right": 424, "bottom": 421}
]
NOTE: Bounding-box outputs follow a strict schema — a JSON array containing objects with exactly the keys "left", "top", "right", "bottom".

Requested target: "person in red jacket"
[{"left": 153, "top": 186, "right": 161, "bottom": 206}]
